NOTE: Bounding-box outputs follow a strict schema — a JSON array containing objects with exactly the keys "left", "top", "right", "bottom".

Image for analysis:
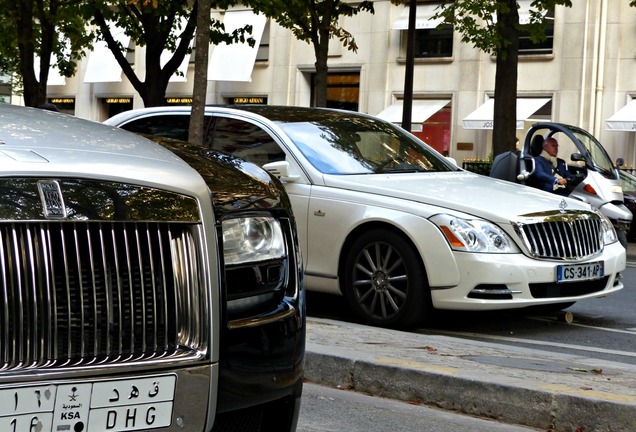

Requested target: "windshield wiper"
[{"left": 384, "top": 167, "right": 427, "bottom": 173}]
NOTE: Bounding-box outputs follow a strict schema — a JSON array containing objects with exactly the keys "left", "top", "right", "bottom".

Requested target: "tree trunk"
[
  {"left": 312, "top": 22, "right": 331, "bottom": 108},
  {"left": 189, "top": 0, "right": 211, "bottom": 145},
  {"left": 17, "top": 0, "right": 39, "bottom": 107},
  {"left": 16, "top": 0, "right": 61, "bottom": 107},
  {"left": 401, "top": 0, "right": 417, "bottom": 131},
  {"left": 36, "top": 2, "right": 57, "bottom": 107},
  {"left": 143, "top": 39, "right": 173, "bottom": 107},
  {"left": 492, "top": 0, "right": 520, "bottom": 157}
]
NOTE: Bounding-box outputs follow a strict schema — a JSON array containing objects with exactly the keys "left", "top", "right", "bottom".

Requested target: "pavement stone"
[{"left": 303, "top": 243, "right": 636, "bottom": 432}]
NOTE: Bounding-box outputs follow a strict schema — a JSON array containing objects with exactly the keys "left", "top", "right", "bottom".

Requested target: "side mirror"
[
  {"left": 445, "top": 156, "right": 458, "bottom": 167},
  {"left": 262, "top": 161, "right": 300, "bottom": 183},
  {"left": 570, "top": 153, "right": 586, "bottom": 162}
]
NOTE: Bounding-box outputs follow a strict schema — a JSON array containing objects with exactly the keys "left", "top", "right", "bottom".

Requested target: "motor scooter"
[{"left": 490, "top": 122, "right": 632, "bottom": 247}]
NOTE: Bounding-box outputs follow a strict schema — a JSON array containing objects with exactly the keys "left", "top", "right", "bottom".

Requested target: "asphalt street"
[{"left": 303, "top": 243, "right": 636, "bottom": 432}]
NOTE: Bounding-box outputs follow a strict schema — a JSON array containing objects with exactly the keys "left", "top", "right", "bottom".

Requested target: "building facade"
[{"left": 20, "top": 0, "right": 636, "bottom": 166}]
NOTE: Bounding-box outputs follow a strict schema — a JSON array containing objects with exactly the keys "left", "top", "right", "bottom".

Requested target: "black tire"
[{"left": 343, "top": 229, "right": 430, "bottom": 328}]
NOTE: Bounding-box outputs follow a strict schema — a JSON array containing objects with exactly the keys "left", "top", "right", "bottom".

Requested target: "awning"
[
  {"left": 376, "top": 99, "right": 449, "bottom": 123},
  {"left": 208, "top": 11, "right": 267, "bottom": 82},
  {"left": 35, "top": 56, "right": 65, "bottom": 85},
  {"left": 392, "top": 4, "right": 445, "bottom": 30},
  {"left": 84, "top": 23, "right": 131, "bottom": 83},
  {"left": 161, "top": 51, "right": 191, "bottom": 83},
  {"left": 160, "top": 17, "right": 191, "bottom": 83},
  {"left": 606, "top": 100, "right": 636, "bottom": 131},
  {"left": 462, "top": 98, "right": 550, "bottom": 129}
]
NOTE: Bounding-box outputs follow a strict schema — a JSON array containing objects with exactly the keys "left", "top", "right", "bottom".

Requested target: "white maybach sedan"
[{"left": 106, "top": 105, "right": 626, "bottom": 328}]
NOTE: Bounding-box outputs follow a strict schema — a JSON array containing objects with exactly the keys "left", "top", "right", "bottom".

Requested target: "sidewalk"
[
  {"left": 305, "top": 318, "right": 636, "bottom": 432},
  {"left": 304, "top": 244, "right": 636, "bottom": 432}
]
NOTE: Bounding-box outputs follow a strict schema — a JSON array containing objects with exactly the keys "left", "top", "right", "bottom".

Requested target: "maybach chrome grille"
[
  {"left": 516, "top": 214, "right": 603, "bottom": 260},
  {"left": 0, "top": 221, "right": 206, "bottom": 371}
]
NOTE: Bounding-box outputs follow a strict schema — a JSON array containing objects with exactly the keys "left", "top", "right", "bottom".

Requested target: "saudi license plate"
[
  {"left": 557, "top": 261, "right": 604, "bottom": 283},
  {"left": 0, "top": 374, "right": 176, "bottom": 432}
]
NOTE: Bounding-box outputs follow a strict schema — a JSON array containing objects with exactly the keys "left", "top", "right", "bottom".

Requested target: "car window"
[
  {"left": 276, "top": 115, "right": 453, "bottom": 175},
  {"left": 570, "top": 129, "right": 615, "bottom": 177},
  {"left": 121, "top": 115, "right": 210, "bottom": 142},
  {"left": 620, "top": 171, "right": 636, "bottom": 192},
  {"left": 207, "top": 117, "right": 286, "bottom": 166}
]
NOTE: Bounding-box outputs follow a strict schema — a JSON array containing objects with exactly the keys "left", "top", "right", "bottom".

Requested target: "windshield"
[
  {"left": 570, "top": 129, "right": 615, "bottom": 176},
  {"left": 277, "top": 115, "right": 455, "bottom": 175},
  {"left": 532, "top": 124, "right": 618, "bottom": 180}
]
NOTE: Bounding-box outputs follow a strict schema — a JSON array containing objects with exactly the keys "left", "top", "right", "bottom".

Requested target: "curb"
[{"left": 304, "top": 318, "right": 636, "bottom": 432}]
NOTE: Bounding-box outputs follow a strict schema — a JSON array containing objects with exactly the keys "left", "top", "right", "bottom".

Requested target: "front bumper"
[
  {"left": 430, "top": 241, "right": 625, "bottom": 310},
  {"left": 214, "top": 293, "right": 305, "bottom": 432},
  {"left": 0, "top": 365, "right": 215, "bottom": 432}
]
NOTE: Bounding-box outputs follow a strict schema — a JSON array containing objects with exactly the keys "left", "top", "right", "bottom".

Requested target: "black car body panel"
[{"left": 0, "top": 104, "right": 305, "bottom": 432}]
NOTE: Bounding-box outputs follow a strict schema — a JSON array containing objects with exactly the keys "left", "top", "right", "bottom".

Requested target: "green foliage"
[
  {"left": 243, "top": 0, "right": 374, "bottom": 106},
  {"left": 245, "top": 0, "right": 374, "bottom": 52},
  {"left": 82, "top": 0, "right": 257, "bottom": 106},
  {"left": 433, "top": 0, "right": 572, "bottom": 56},
  {"left": 0, "top": 0, "right": 92, "bottom": 85},
  {"left": 84, "top": 0, "right": 246, "bottom": 53},
  {"left": 0, "top": 0, "right": 258, "bottom": 106},
  {"left": 430, "top": 0, "right": 572, "bottom": 156}
]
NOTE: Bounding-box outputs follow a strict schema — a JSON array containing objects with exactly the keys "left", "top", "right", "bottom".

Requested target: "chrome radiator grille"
[
  {"left": 0, "top": 221, "right": 206, "bottom": 371},
  {"left": 516, "top": 213, "right": 603, "bottom": 260}
]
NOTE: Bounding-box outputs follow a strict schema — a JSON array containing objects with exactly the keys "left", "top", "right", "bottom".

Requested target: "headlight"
[
  {"left": 430, "top": 214, "right": 516, "bottom": 253},
  {"left": 598, "top": 212, "right": 618, "bottom": 245},
  {"left": 222, "top": 216, "right": 285, "bottom": 264}
]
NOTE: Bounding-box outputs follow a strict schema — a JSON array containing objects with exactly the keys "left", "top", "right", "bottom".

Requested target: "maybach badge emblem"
[
  {"left": 559, "top": 199, "right": 568, "bottom": 213},
  {"left": 37, "top": 179, "right": 67, "bottom": 219}
]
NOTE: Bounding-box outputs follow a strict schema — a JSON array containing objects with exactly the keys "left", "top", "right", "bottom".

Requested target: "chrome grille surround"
[
  {"left": 513, "top": 210, "right": 604, "bottom": 261},
  {"left": 0, "top": 179, "right": 208, "bottom": 372}
]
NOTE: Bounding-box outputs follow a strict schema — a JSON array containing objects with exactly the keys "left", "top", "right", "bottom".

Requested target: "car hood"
[
  {"left": 146, "top": 135, "right": 290, "bottom": 216},
  {"left": 0, "top": 105, "right": 199, "bottom": 188},
  {"left": 0, "top": 105, "right": 288, "bottom": 221},
  {"left": 323, "top": 171, "right": 592, "bottom": 223}
]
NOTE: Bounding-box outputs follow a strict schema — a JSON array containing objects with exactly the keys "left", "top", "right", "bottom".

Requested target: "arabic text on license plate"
[
  {"left": 557, "top": 261, "right": 604, "bottom": 283},
  {"left": 0, "top": 374, "right": 176, "bottom": 432}
]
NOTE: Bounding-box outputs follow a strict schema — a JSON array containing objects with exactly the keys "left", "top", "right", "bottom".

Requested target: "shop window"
[
  {"left": 311, "top": 72, "right": 360, "bottom": 111},
  {"left": 415, "top": 106, "right": 452, "bottom": 156},
  {"left": 48, "top": 98, "right": 75, "bottom": 116},
  {"left": 103, "top": 97, "right": 133, "bottom": 118},
  {"left": 414, "top": 24, "right": 453, "bottom": 58}
]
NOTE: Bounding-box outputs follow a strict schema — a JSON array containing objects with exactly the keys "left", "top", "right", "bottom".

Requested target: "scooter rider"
[{"left": 531, "top": 137, "right": 574, "bottom": 195}]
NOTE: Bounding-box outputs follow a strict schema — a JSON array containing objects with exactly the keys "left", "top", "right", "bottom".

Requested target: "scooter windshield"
[{"left": 570, "top": 129, "right": 616, "bottom": 178}]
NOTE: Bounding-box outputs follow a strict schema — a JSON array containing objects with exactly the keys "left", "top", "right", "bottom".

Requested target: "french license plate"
[
  {"left": 0, "top": 374, "right": 176, "bottom": 432},
  {"left": 557, "top": 261, "right": 604, "bottom": 283}
]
